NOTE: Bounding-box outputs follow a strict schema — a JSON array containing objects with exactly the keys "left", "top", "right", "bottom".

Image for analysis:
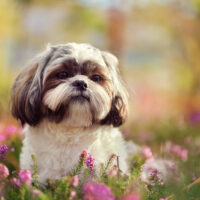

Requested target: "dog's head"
[{"left": 11, "top": 43, "right": 128, "bottom": 128}]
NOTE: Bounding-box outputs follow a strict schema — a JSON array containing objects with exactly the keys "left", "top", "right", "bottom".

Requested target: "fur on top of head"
[{"left": 11, "top": 43, "right": 128, "bottom": 128}]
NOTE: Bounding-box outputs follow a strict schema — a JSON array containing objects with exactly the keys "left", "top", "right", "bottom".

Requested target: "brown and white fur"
[{"left": 11, "top": 43, "right": 129, "bottom": 184}]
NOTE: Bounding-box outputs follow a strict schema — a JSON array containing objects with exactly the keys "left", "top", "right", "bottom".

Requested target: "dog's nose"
[{"left": 72, "top": 80, "right": 87, "bottom": 91}]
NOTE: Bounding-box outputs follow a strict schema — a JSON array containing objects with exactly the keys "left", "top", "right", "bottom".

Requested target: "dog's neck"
[{"left": 24, "top": 119, "right": 111, "bottom": 145}]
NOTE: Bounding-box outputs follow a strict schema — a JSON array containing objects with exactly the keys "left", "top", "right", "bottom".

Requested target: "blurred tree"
[
  {"left": 0, "top": 0, "right": 20, "bottom": 117},
  {"left": 107, "top": 7, "right": 126, "bottom": 58},
  {"left": 191, "top": 0, "right": 200, "bottom": 13}
]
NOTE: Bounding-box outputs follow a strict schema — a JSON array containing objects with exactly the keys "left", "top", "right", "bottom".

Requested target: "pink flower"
[
  {"left": 165, "top": 142, "right": 188, "bottom": 161},
  {"left": 18, "top": 170, "right": 32, "bottom": 185},
  {"left": 171, "top": 145, "right": 181, "bottom": 156},
  {"left": 0, "top": 134, "right": 6, "bottom": 142},
  {"left": 80, "top": 150, "right": 88, "bottom": 159},
  {"left": 32, "top": 189, "right": 43, "bottom": 198},
  {"left": 141, "top": 147, "right": 153, "bottom": 160},
  {"left": 69, "top": 190, "right": 76, "bottom": 200},
  {"left": 70, "top": 175, "right": 79, "bottom": 187},
  {"left": 11, "top": 177, "right": 21, "bottom": 187},
  {"left": 121, "top": 193, "right": 140, "bottom": 200},
  {"left": 0, "top": 163, "right": 9, "bottom": 178},
  {"left": 83, "top": 181, "right": 115, "bottom": 200},
  {"left": 10, "top": 147, "right": 15, "bottom": 152},
  {"left": 179, "top": 149, "right": 188, "bottom": 161},
  {"left": 140, "top": 159, "right": 175, "bottom": 184},
  {"left": 159, "top": 198, "right": 168, "bottom": 200},
  {"left": 5, "top": 125, "right": 17, "bottom": 135},
  {"left": 106, "top": 165, "right": 118, "bottom": 177}
]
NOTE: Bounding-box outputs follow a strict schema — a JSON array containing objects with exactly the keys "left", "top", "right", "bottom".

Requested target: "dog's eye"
[
  {"left": 90, "top": 74, "right": 103, "bottom": 82},
  {"left": 56, "top": 72, "right": 69, "bottom": 79}
]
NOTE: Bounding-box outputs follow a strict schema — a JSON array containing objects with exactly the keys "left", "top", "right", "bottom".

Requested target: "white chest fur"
[{"left": 20, "top": 121, "right": 128, "bottom": 183}]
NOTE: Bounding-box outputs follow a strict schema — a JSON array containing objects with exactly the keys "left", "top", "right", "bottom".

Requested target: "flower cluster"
[
  {"left": 11, "top": 177, "right": 21, "bottom": 187},
  {"left": 0, "top": 145, "right": 8, "bottom": 160},
  {"left": 165, "top": 141, "right": 188, "bottom": 161},
  {"left": 83, "top": 181, "right": 115, "bottom": 200},
  {"left": 106, "top": 165, "right": 118, "bottom": 177},
  {"left": 79, "top": 150, "right": 95, "bottom": 174},
  {"left": 19, "top": 170, "right": 32, "bottom": 184},
  {"left": 11, "top": 170, "right": 32, "bottom": 187},
  {"left": 149, "top": 169, "right": 163, "bottom": 186},
  {"left": 85, "top": 155, "right": 95, "bottom": 173},
  {"left": 141, "top": 147, "right": 153, "bottom": 160},
  {"left": 0, "top": 125, "right": 22, "bottom": 143},
  {"left": 0, "top": 163, "right": 9, "bottom": 178}
]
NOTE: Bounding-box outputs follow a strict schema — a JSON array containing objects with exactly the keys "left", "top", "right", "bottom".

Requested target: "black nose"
[{"left": 72, "top": 80, "right": 87, "bottom": 91}]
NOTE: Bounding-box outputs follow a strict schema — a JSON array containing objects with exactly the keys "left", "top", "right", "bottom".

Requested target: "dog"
[{"left": 11, "top": 43, "right": 129, "bottom": 183}]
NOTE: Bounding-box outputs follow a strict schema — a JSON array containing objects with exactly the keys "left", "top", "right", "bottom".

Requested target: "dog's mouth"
[{"left": 71, "top": 94, "right": 90, "bottom": 103}]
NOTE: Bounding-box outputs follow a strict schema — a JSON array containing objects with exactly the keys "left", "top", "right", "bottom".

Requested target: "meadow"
[{"left": 0, "top": 118, "right": 200, "bottom": 200}]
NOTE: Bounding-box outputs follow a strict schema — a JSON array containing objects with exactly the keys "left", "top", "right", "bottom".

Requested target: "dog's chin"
[{"left": 64, "top": 96, "right": 93, "bottom": 128}]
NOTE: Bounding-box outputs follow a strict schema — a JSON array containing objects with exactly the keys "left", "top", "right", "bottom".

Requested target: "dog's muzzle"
[{"left": 72, "top": 80, "right": 87, "bottom": 91}]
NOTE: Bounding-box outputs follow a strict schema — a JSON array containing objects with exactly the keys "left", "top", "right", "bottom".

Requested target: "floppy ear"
[
  {"left": 101, "top": 51, "right": 128, "bottom": 127},
  {"left": 11, "top": 48, "right": 54, "bottom": 126}
]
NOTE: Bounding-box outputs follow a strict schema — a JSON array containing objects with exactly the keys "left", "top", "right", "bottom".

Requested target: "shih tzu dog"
[{"left": 11, "top": 43, "right": 129, "bottom": 183}]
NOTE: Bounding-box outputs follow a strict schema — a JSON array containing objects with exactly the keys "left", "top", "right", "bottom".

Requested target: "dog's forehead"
[
  {"left": 50, "top": 43, "right": 106, "bottom": 67},
  {"left": 74, "top": 43, "right": 105, "bottom": 65}
]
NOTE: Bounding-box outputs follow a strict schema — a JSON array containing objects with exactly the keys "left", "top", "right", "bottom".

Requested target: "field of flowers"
[{"left": 0, "top": 117, "right": 200, "bottom": 200}]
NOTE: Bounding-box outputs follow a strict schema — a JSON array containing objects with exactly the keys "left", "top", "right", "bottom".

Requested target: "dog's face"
[{"left": 11, "top": 43, "right": 128, "bottom": 128}]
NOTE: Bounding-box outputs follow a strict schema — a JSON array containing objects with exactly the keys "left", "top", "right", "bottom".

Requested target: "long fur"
[{"left": 11, "top": 43, "right": 129, "bottom": 183}]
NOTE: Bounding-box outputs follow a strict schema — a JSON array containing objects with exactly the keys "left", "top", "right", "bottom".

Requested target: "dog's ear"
[
  {"left": 101, "top": 51, "right": 128, "bottom": 127},
  {"left": 11, "top": 48, "right": 54, "bottom": 126}
]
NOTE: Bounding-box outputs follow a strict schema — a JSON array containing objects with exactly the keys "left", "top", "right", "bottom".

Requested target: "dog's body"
[
  {"left": 21, "top": 121, "right": 128, "bottom": 183},
  {"left": 11, "top": 43, "right": 129, "bottom": 183}
]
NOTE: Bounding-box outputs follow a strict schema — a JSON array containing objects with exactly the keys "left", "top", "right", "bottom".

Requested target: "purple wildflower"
[
  {"left": 189, "top": 112, "right": 200, "bottom": 123},
  {"left": 19, "top": 170, "right": 32, "bottom": 185},
  {"left": 85, "top": 155, "right": 95, "bottom": 173},
  {"left": 0, "top": 163, "right": 9, "bottom": 178},
  {"left": 83, "top": 181, "right": 115, "bottom": 200},
  {"left": 0, "top": 145, "right": 8, "bottom": 160},
  {"left": 150, "top": 169, "right": 159, "bottom": 179}
]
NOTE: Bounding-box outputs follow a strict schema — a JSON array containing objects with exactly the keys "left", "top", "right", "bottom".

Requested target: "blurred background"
[
  {"left": 1, "top": 2, "right": 200, "bottom": 196},
  {"left": 0, "top": 0, "right": 200, "bottom": 129}
]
